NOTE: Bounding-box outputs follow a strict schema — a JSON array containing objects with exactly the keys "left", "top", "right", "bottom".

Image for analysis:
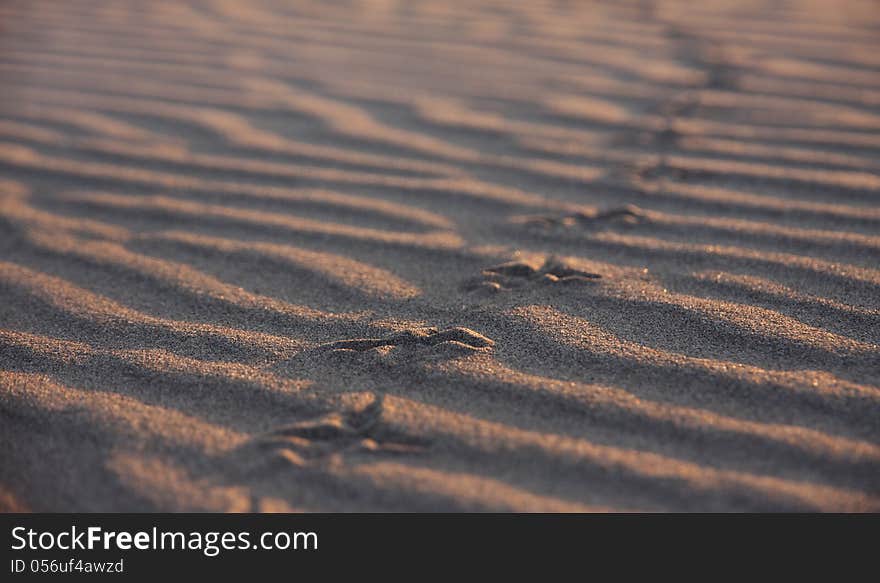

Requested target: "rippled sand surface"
[{"left": 1, "top": 0, "right": 879, "bottom": 511}]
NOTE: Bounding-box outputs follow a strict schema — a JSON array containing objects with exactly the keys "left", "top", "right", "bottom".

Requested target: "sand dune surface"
[{"left": 1, "top": 0, "right": 879, "bottom": 512}]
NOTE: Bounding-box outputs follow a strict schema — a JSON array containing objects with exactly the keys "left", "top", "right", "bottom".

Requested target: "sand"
[{"left": 0, "top": 0, "right": 878, "bottom": 512}]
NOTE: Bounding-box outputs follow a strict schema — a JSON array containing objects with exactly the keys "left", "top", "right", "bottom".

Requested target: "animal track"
[
  {"left": 513, "top": 204, "right": 646, "bottom": 230},
  {"left": 258, "top": 394, "right": 429, "bottom": 466},
  {"left": 464, "top": 256, "right": 601, "bottom": 295},
  {"left": 318, "top": 326, "right": 494, "bottom": 361}
]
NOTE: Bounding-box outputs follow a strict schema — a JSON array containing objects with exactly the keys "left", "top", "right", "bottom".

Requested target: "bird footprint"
[
  {"left": 318, "top": 326, "right": 495, "bottom": 361},
  {"left": 465, "top": 255, "right": 601, "bottom": 295},
  {"left": 513, "top": 204, "right": 645, "bottom": 230},
  {"left": 259, "top": 394, "right": 428, "bottom": 466}
]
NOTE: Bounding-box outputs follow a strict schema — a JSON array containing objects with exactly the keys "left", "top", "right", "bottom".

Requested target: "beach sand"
[{"left": 0, "top": 0, "right": 878, "bottom": 512}]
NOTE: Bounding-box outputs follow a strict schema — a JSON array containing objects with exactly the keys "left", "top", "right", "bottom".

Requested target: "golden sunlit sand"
[{"left": 0, "top": 0, "right": 878, "bottom": 511}]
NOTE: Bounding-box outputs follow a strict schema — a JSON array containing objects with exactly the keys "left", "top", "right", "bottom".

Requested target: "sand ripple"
[{"left": 1, "top": 0, "right": 878, "bottom": 511}]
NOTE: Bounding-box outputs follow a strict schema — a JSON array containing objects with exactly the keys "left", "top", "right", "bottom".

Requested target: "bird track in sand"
[
  {"left": 256, "top": 394, "right": 429, "bottom": 467},
  {"left": 315, "top": 326, "right": 496, "bottom": 363},
  {"left": 511, "top": 204, "right": 647, "bottom": 230},
  {"left": 464, "top": 256, "right": 603, "bottom": 295}
]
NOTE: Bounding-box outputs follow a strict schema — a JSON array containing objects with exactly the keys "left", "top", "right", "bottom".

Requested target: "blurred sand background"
[{"left": 0, "top": 0, "right": 879, "bottom": 511}]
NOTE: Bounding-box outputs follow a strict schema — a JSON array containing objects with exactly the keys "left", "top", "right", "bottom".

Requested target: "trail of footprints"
[
  {"left": 252, "top": 254, "right": 604, "bottom": 474},
  {"left": 254, "top": 197, "right": 618, "bottom": 468},
  {"left": 247, "top": 328, "right": 493, "bottom": 474},
  {"left": 253, "top": 251, "right": 599, "bottom": 471}
]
